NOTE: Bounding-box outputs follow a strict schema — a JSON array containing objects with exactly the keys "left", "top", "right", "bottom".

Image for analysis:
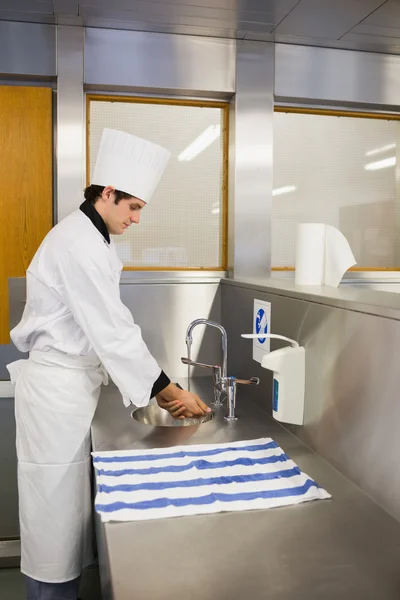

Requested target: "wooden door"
[{"left": 0, "top": 86, "right": 53, "bottom": 343}]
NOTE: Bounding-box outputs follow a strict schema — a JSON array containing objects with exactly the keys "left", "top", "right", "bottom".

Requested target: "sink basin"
[{"left": 131, "top": 404, "right": 215, "bottom": 427}]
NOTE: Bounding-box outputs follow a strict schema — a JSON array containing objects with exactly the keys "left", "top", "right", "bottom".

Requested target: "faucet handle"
[
  {"left": 224, "top": 376, "right": 260, "bottom": 422},
  {"left": 182, "top": 357, "right": 224, "bottom": 406},
  {"left": 181, "top": 357, "right": 221, "bottom": 370},
  {"left": 234, "top": 377, "right": 260, "bottom": 386}
]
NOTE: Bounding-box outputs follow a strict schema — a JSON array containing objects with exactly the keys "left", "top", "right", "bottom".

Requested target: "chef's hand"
[{"left": 156, "top": 383, "right": 211, "bottom": 420}]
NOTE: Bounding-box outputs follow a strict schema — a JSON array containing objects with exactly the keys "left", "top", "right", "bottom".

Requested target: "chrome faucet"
[
  {"left": 182, "top": 319, "right": 260, "bottom": 420},
  {"left": 184, "top": 319, "right": 228, "bottom": 406}
]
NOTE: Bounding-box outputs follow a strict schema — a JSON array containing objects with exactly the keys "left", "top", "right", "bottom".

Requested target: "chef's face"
[{"left": 100, "top": 186, "right": 146, "bottom": 235}]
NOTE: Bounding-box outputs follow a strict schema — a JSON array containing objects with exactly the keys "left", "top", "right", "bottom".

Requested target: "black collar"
[{"left": 79, "top": 199, "right": 110, "bottom": 244}]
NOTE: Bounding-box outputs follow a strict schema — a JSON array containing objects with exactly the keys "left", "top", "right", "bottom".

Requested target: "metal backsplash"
[
  {"left": 222, "top": 280, "right": 400, "bottom": 523},
  {"left": 119, "top": 282, "right": 222, "bottom": 379}
]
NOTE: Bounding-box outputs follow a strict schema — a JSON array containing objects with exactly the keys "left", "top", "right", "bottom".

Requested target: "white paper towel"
[{"left": 295, "top": 223, "right": 356, "bottom": 287}]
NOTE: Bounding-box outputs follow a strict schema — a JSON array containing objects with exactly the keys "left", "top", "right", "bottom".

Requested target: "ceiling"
[{"left": 1, "top": 0, "right": 400, "bottom": 56}]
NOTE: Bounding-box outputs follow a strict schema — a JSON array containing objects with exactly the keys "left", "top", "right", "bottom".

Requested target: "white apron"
[{"left": 7, "top": 351, "right": 108, "bottom": 583}]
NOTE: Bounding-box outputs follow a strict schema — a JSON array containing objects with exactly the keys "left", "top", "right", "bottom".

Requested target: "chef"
[{"left": 7, "top": 127, "right": 210, "bottom": 600}]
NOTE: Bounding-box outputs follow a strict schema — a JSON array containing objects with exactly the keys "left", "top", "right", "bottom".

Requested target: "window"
[
  {"left": 273, "top": 108, "right": 400, "bottom": 271},
  {"left": 87, "top": 95, "right": 228, "bottom": 270}
]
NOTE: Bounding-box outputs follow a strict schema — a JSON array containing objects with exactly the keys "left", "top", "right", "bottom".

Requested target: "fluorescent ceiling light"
[
  {"left": 178, "top": 125, "right": 221, "bottom": 161},
  {"left": 365, "top": 143, "right": 396, "bottom": 157},
  {"left": 272, "top": 185, "right": 297, "bottom": 196},
  {"left": 364, "top": 157, "right": 396, "bottom": 171}
]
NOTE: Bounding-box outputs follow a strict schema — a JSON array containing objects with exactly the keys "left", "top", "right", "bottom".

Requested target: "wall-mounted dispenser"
[{"left": 241, "top": 334, "right": 305, "bottom": 426}]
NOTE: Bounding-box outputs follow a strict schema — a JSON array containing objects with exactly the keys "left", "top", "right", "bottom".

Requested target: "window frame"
[
  {"left": 86, "top": 93, "right": 229, "bottom": 271},
  {"left": 273, "top": 105, "right": 400, "bottom": 273}
]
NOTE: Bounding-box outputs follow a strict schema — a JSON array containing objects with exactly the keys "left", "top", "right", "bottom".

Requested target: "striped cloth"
[{"left": 92, "top": 437, "right": 331, "bottom": 522}]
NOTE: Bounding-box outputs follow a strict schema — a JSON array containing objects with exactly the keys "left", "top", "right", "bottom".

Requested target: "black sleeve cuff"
[{"left": 150, "top": 370, "right": 171, "bottom": 398}]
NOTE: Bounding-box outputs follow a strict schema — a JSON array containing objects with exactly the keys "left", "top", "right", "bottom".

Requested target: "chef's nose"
[{"left": 131, "top": 212, "right": 141, "bottom": 224}]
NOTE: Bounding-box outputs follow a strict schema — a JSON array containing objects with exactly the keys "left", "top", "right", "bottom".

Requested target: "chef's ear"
[{"left": 102, "top": 185, "right": 116, "bottom": 201}]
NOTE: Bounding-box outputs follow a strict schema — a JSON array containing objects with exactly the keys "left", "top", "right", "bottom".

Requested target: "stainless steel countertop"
[
  {"left": 222, "top": 277, "right": 400, "bottom": 320},
  {"left": 92, "top": 379, "right": 400, "bottom": 600}
]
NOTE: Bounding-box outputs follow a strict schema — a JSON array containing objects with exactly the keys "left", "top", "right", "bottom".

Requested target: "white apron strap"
[
  {"left": 7, "top": 353, "right": 109, "bottom": 386},
  {"left": 30, "top": 350, "right": 109, "bottom": 386}
]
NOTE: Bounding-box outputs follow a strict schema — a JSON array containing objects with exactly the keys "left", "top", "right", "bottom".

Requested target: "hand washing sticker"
[
  {"left": 253, "top": 300, "right": 271, "bottom": 364},
  {"left": 256, "top": 308, "right": 269, "bottom": 344}
]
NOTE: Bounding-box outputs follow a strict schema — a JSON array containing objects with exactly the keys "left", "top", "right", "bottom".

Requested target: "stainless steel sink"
[{"left": 131, "top": 404, "right": 215, "bottom": 427}]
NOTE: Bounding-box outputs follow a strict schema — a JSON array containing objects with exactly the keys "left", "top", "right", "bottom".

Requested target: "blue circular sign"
[{"left": 255, "top": 308, "right": 268, "bottom": 344}]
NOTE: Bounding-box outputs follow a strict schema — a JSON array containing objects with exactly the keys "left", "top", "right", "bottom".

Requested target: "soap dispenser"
[{"left": 241, "top": 334, "right": 305, "bottom": 426}]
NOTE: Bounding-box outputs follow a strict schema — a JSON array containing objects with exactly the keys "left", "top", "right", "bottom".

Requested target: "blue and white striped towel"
[{"left": 92, "top": 437, "right": 331, "bottom": 522}]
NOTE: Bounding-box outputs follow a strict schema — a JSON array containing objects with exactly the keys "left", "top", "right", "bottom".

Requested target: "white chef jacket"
[{"left": 10, "top": 208, "right": 161, "bottom": 407}]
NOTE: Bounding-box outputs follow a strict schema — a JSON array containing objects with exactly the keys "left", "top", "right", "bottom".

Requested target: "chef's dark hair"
[{"left": 84, "top": 185, "right": 133, "bottom": 205}]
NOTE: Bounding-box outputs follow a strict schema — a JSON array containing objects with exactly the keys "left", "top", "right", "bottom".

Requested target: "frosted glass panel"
[
  {"left": 273, "top": 111, "right": 400, "bottom": 269},
  {"left": 88, "top": 98, "right": 226, "bottom": 269}
]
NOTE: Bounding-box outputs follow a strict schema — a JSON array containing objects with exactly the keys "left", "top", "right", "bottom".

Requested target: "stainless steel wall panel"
[
  {"left": 0, "top": 540, "right": 20, "bottom": 568},
  {"left": 0, "top": 278, "right": 27, "bottom": 380},
  {"left": 0, "top": 343, "right": 26, "bottom": 380},
  {"left": 233, "top": 40, "right": 274, "bottom": 281},
  {"left": 0, "top": 21, "right": 56, "bottom": 77},
  {"left": 224, "top": 277, "right": 400, "bottom": 319},
  {"left": 274, "top": 34, "right": 400, "bottom": 57},
  {"left": 80, "top": 0, "right": 299, "bottom": 14},
  {"left": 0, "top": 10, "right": 56, "bottom": 24},
  {"left": 119, "top": 283, "right": 221, "bottom": 379},
  {"left": 120, "top": 272, "right": 225, "bottom": 283},
  {"left": 0, "top": 397, "right": 18, "bottom": 538},
  {"left": 56, "top": 25, "right": 85, "bottom": 221},
  {"left": 0, "top": 279, "right": 23, "bottom": 543},
  {"left": 79, "top": 3, "right": 280, "bottom": 25},
  {"left": 84, "top": 28, "right": 235, "bottom": 94},
  {"left": 275, "top": 43, "right": 400, "bottom": 106},
  {"left": 350, "top": 24, "right": 400, "bottom": 38},
  {"left": 0, "top": 0, "right": 53, "bottom": 11},
  {"left": 340, "top": 32, "right": 400, "bottom": 49},
  {"left": 222, "top": 280, "right": 400, "bottom": 524},
  {"left": 84, "top": 19, "right": 240, "bottom": 41}
]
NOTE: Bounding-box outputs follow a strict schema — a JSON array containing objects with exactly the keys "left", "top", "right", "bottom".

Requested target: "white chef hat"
[{"left": 91, "top": 128, "right": 171, "bottom": 203}]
